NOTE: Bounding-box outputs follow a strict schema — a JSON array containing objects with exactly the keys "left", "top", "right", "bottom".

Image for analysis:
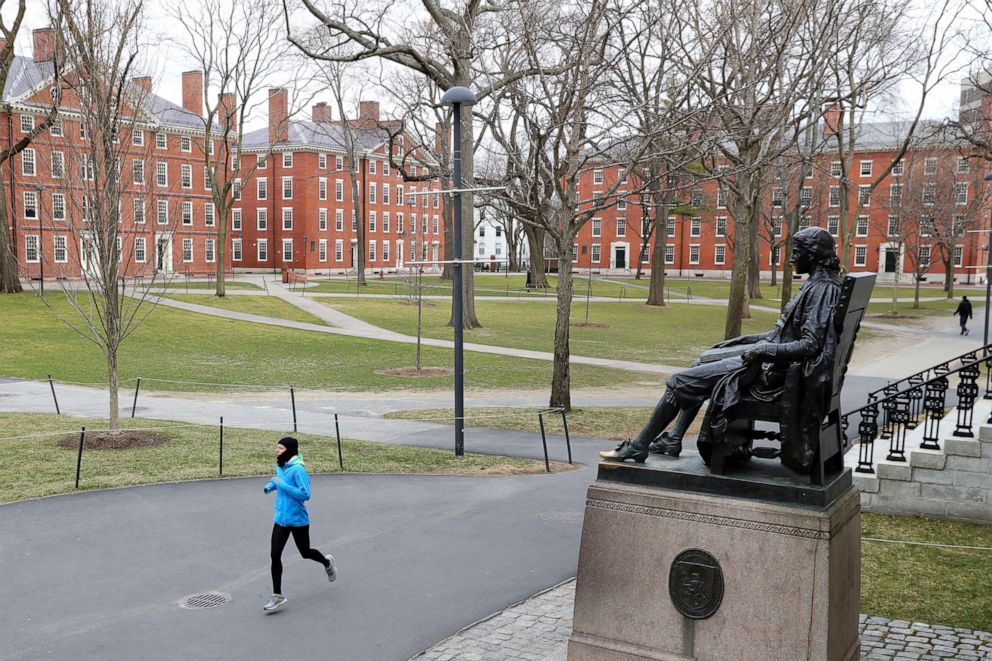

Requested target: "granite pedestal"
[{"left": 568, "top": 455, "right": 860, "bottom": 661}]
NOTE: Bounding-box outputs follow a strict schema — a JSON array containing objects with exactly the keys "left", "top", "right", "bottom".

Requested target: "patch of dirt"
[
  {"left": 376, "top": 367, "right": 455, "bottom": 377},
  {"left": 572, "top": 322, "right": 610, "bottom": 329},
  {"left": 869, "top": 313, "right": 924, "bottom": 320},
  {"left": 397, "top": 300, "right": 437, "bottom": 307},
  {"left": 57, "top": 430, "right": 172, "bottom": 451}
]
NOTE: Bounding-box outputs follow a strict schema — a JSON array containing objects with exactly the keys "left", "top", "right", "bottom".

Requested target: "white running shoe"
[
  {"left": 263, "top": 594, "right": 287, "bottom": 612},
  {"left": 325, "top": 555, "right": 337, "bottom": 583}
]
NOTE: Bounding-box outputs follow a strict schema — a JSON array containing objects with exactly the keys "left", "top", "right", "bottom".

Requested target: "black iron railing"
[{"left": 843, "top": 349, "right": 991, "bottom": 474}]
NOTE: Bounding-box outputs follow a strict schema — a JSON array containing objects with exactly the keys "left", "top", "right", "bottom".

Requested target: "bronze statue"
[{"left": 601, "top": 226, "right": 843, "bottom": 474}]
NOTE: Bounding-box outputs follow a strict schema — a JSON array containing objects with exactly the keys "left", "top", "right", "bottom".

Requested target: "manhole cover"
[
  {"left": 536, "top": 511, "right": 584, "bottom": 524},
  {"left": 179, "top": 592, "right": 231, "bottom": 609}
]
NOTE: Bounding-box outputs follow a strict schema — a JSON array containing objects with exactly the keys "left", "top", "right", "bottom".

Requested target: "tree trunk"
[
  {"left": 214, "top": 192, "right": 227, "bottom": 297},
  {"left": 450, "top": 103, "right": 480, "bottom": 328},
  {"left": 725, "top": 212, "right": 752, "bottom": 338},
  {"left": 549, "top": 240, "right": 574, "bottom": 411},
  {"left": 913, "top": 278, "right": 921, "bottom": 309},
  {"left": 107, "top": 345, "right": 120, "bottom": 431},
  {"left": 748, "top": 222, "right": 762, "bottom": 300},
  {"left": 770, "top": 242, "right": 778, "bottom": 287},
  {"left": 890, "top": 254, "right": 900, "bottom": 315},
  {"left": 351, "top": 162, "right": 366, "bottom": 286},
  {"left": 647, "top": 204, "right": 668, "bottom": 307},
  {"left": 0, "top": 176, "right": 22, "bottom": 293},
  {"left": 524, "top": 223, "right": 549, "bottom": 289},
  {"left": 441, "top": 187, "right": 454, "bottom": 281},
  {"left": 944, "top": 260, "right": 954, "bottom": 299}
]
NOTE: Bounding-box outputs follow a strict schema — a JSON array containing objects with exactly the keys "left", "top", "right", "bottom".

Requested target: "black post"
[
  {"left": 290, "top": 386, "right": 297, "bottom": 433},
  {"left": 537, "top": 412, "right": 551, "bottom": 473},
  {"left": 48, "top": 374, "right": 60, "bottom": 415},
  {"left": 334, "top": 413, "right": 343, "bottom": 471},
  {"left": 219, "top": 416, "right": 224, "bottom": 476},
  {"left": 131, "top": 377, "right": 142, "bottom": 418},
  {"left": 559, "top": 408, "right": 572, "bottom": 464},
  {"left": 984, "top": 172, "right": 992, "bottom": 345},
  {"left": 452, "top": 104, "right": 465, "bottom": 458},
  {"left": 75, "top": 427, "right": 85, "bottom": 488}
]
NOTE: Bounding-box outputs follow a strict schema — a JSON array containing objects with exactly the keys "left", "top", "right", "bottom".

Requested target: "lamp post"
[
  {"left": 35, "top": 183, "right": 45, "bottom": 296},
  {"left": 441, "top": 86, "right": 477, "bottom": 457},
  {"left": 983, "top": 172, "right": 992, "bottom": 345}
]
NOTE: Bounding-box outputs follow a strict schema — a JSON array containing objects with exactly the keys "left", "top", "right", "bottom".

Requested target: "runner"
[{"left": 262, "top": 437, "right": 336, "bottom": 612}]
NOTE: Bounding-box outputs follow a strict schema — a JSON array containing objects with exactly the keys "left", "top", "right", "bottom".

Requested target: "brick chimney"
[
  {"left": 312, "top": 102, "right": 332, "bottom": 123},
  {"left": 219, "top": 93, "right": 237, "bottom": 133},
  {"left": 132, "top": 76, "right": 153, "bottom": 93},
  {"left": 823, "top": 104, "right": 842, "bottom": 136},
  {"left": 268, "top": 88, "right": 289, "bottom": 144},
  {"left": 33, "top": 28, "right": 56, "bottom": 63},
  {"left": 358, "top": 100, "right": 380, "bottom": 128},
  {"left": 181, "top": 70, "right": 204, "bottom": 116}
]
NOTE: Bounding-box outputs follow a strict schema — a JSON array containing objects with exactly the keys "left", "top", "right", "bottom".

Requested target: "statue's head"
[{"left": 791, "top": 227, "right": 840, "bottom": 275}]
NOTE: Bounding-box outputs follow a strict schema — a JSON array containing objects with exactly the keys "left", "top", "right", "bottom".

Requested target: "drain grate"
[{"left": 179, "top": 592, "right": 231, "bottom": 609}]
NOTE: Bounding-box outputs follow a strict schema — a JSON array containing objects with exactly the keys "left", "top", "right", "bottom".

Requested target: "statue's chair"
[{"left": 697, "top": 273, "right": 876, "bottom": 485}]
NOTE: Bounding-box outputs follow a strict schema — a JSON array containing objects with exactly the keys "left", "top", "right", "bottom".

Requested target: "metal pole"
[
  {"left": 537, "top": 412, "right": 551, "bottom": 473},
  {"left": 131, "top": 377, "right": 141, "bottom": 418},
  {"left": 219, "top": 416, "right": 224, "bottom": 476},
  {"left": 452, "top": 103, "right": 465, "bottom": 458},
  {"left": 290, "top": 386, "right": 297, "bottom": 433},
  {"left": 75, "top": 427, "right": 85, "bottom": 489},
  {"left": 48, "top": 374, "right": 60, "bottom": 415},
  {"left": 985, "top": 227, "right": 991, "bottom": 346},
  {"left": 334, "top": 413, "right": 343, "bottom": 470},
  {"left": 560, "top": 408, "right": 572, "bottom": 464},
  {"left": 38, "top": 193, "right": 44, "bottom": 296}
]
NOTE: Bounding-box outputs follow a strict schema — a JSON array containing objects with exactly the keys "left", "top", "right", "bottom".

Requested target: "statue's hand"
[{"left": 741, "top": 344, "right": 775, "bottom": 365}]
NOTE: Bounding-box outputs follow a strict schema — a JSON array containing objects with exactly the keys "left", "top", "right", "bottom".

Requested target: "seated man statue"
[{"left": 600, "top": 226, "right": 842, "bottom": 474}]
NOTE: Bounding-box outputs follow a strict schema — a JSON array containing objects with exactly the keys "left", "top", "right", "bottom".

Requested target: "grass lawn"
[
  {"left": 148, "top": 281, "right": 261, "bottom": 291},
  {"left": 0, "top": 292, "right": 652, "bottom": 392},
  {"left": 0, "top": 413, "right": 562, "bottom": 503},
  {"left": 322, "top": 299, "right": 778, "bottom": 366},
  {"left": 162, "top": 294, "right": 328, "bottom": 326},
  {"left": 862, "top": 513, "right": 992, "bottom": 632}
]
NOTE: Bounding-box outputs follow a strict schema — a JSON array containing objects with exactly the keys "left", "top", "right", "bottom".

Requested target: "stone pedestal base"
[{"left": 568, "top": 460, "right": 860, "bottom": 661}]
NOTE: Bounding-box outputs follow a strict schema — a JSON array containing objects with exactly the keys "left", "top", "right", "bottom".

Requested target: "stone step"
[
  {"left": 875, "top": 460, "right": 911, "bottom": 481},
  {"left": 944, "top": 437, "right": 982, "bottom": 457},
  {"left": 909, "top": 449, "right": 946, "bottom": 470},
  {"left": 852, "top": 472, "right": 879, "bottom": 494}
]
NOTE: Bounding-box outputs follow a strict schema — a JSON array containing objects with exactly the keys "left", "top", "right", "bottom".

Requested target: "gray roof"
[
  {"left": 846, "top": 119, "right": 954, "bottom": 151},
  {"left": 241, "top": 120, "right": 391, "bottom": 153},
  {"left": 4, "top": 54, "right": 218, "bottom": 132}
]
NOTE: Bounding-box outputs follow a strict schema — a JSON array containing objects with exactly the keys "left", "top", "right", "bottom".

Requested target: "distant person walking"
[
  {"left": 262, "top": 437, "right": 336, "bottom": 612},
  {"left": 954, "top": 296, "right": 973, "bottom": 336}
]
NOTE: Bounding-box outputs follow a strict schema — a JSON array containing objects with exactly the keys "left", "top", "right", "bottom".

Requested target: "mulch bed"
[
  {"left": 572, "top": 322, "right": 610, "bottom": 329},
  {"left": 376, "top": 367, "right": 455, "bottom": 377},
  {"left": 57, "top": 430, "right": 172, "bottom": 451}
]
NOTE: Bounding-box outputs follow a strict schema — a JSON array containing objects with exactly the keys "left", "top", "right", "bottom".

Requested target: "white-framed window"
[
  {"left": 572, "top": 243, "right": 579, "bottom": 264},
  {"left": 55, "top": 235, "right": 68, "bottom": 263},
  {"left": 335, "top": 239, "right": 343, "bottom": 262},
  {"left": 232, "top": 209, "right": 242, "bottom": 230},
  {"left": 591, "top": 244, "right": 601, "bottom": 262},
  {"left": 53, "top": 193, "right": 66, "bottom": 221},
  {"left": 24, "top": 235, "right": 39, "bottom": 262},
  {"left": 81, "top": 195, "right": 90, "bottom": 223},
  {"left": 132, "top": 237, "right": 145, "bottom": 263},
  {"left": 714, "top": 245, "right": 726, "bottom": 265},
  {"left": 854, "top": 246, "right": 867, "bottom": 267},
  {"left": 956, "top": 183, "right": 968, "bottom": 205},
  {"left": 858, "top": 185, "right": 870, "bottom": 206},
  {"left": 957, "top": 157, "right": 970, "bottom": 174},
  {"left": 383, "top": 240, "right": 390, "bottom": 261},
  {"left": 335, "top": 180, "right": 343, "bottom": 202},
  {"left": 396, "top": 213, "right": 404, "bottom": 234},
  {"left": 827, "top": 215, "right": 839, "bottom": 236},
  {"left": 382, "top": 212, "right": 390, "bottom": 233},
  {"left": 318, "top": 208, "right": 327, "bottom": 231},
  {"left": 155, "top": 132, "right": 167, "bottom": 149},
  {"left": 335, "top": 209, "right": 343, "bottom": 231},
  {"left": 282, "top": 176, "right": 293, "bottom": 200},
  {"left": 369, "top": 159, "right": 377, "bottom": 175},
  {"left": 688, "top": 244, "right": 700, "bottom": 264},
  {"left": 21, "top": 148, "right": 35, "bottom": 176},
  {"left": 954, "top": 245, "right": 964, "bottom": 267},
  {"left": 887, "top": 215, "right": 899, "bottom": 237},
  {"left": 922, "top": 184, "right": 935, "bottom": 206},
  {"left": 156, "top": 162, "right": 167, "bottom": 187},
  {"left": 617, "top": 219, "right": 626, "bottom": 237},
  {"left": 433, "top": 193, "right": 439, "bottom": 209},
  {"left": 257, "top": 155, "right": 267, "bottom": 170},
  {"left": 257, "top": 208, "right": 268, "bottom": 230},
  {"left": 593, "top": 169, "right": 603, "bottom": 185},
  {"left": 591, "top": 218, "right": 601, "bottom": 237},
  {"left": 81, "top": 155, "right": 95, "bottom": 181},
  {"left": 180, "top": 164, "right": 192, "bottom": 189},
  {"left": 641, "top": 218, "right": 650, "bottom": 238},
  {"left": 369, "top": 182, "right": 377, "bottom": 204},
  {"left": 716, "top": 188, "right": 726, "bottom": 208},
  {"left": 889, "top": 184, "right": 902, "bottom": 206},
  {"left": 203, "top": 167, "right": 211, "bottom": 189},
  {"left": 233, "top": 178, "right": 241, "bottom": 201},
  {"left": 667, "top": 223, "right": 675, "bottom": 237},
  {"left": 133, "top": 159, "right": 145, "bottom": 184},
  {"left": 920, "top": 215, "right": 934, "bottom": 236},
  {"left": 856, "top": 216, "right": 869, "bottom": 237},
  {"left": 336, "top": 155, "right": 343, "bottom": 171},
  {"left": 318, "top": 239, "right": 327, "bottom": 262},
  {"left": 182, "top": 201, "right": 193, "bottom": 225},
  {"left": 924, "top": 157, "right": 937, "bottom": 176},
  {"left": 772, "top": 188, "right": 783, "bottom": 207},
  {"left": 421, "top": 214, "right": 429, "bottom": 234},
  {"left": 51, "top": 151, "right": 64, "bottom": 179},
  {"left": 157, "top": 199, "right": 168, "bottom": 224},
  {"left": 800, "top": 187, "right": 812, "bottom": 207},
  {"left": 49, "top": 118, "right": 63, "bottom": 137},
  {"left": 232, "top": 239, "right": 243, "bottom": 262},
  {"left": 665, "top": 245, "right": 675, "bottom": 264},
  {"left": 23, "top": 191, "right": 38, "bottom": 219},
  {"left": 421, "top": 187, "right": 428, "bottom": 208},
  {"left": 772, "top": 217, "right": 783, "bottom": 237},
  {"left": 257, "top": 239, "right": 268, "bottom": 261},
  {"left": 282, "top": 207, "right": 293, "bottom": 230},
  {"left": 117, "top": 237, "right": 122, "bottom": 263},
  {"left": 282, "top": 152, "right": 293, "bottom": 168},
  {"left": 690, "top": 217, "right": 701, "bottom": 237},
  {"left": 282, "top": 238, "right": 293, "bottom": 261},
  {"left": 397, "top": 185, "right": 404, "bottom": 206},
  {"left": 318, "top": 153, "right": 327, "bottom": 169},
  {"left": 891, "top": 160, "right": 904, "bottom": 176},
  {"left": 369, "top": 240, "right": 377, "bottom": 262},
  {"left": 432, "top": 215, "right": 439, "bottom": 235},
  {"left": 860, "top": 160, "right": 872, "bottom": 177},
  {"left": 770, "top": 246, "right": 781, "bottom": 266},
  {"left": 182, "top": 238, "right": 193, "bottom": 262},
  {"left": 205, "top": 238, "right": 215, "bottom": 263},
  {"left": 410, "top": 213, "right": 416, "bottom": 234},
  {"left": 690, "top": 188, "right": 703, "bottom": 206},
  {"left": 383, "top": 160, "right": 390, "bottom": 176},
  {"left": 132, "top": 129, "right": 144, "bottom": 147},
  {"left": 830, "top": 161, "right": 842, "bottom": 177},
  {"left": 180, "top": 135, "right": 191, "bottom": 152},
  {"left": 829, "top": 186, "right": 840, "bottom": 207},
  {"left": 79, "top": 123, "right": 87, "bottom": 140},
  {"left": 369, "top": 211, "right": 377, "bottom": 232},
  {"left": 19, "top": 114, "right": 33, "bottom": 132},
  {"left": 918, "top": 245, "right": 931, "bottom": 268},
  {"left": 257, "top": 178, "right": 268, "bottom": 200},
  {"left": 954, "top": 215, "right": 967, "bottom": 236},
  {"left": 205, "top": 203, "right": 215, "bottom": 226},
  {"left": 715, "top": 216, "right": 726, "bottom": 237},
  {"left": 383, "top": 184, "right": 390, "bottom": 205},
  {"left": 799, "top": 216, "right": 811, "bottom": 229},
  {"left": 318, "top": 177, "right": 327, "bottom": 201},
  {"left": 617, "top": 197, "right": 627, "bottom": 211}
]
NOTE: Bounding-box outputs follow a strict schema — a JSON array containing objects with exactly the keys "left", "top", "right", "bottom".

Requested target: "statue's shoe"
[
  {"left": 648, "top": 433, "right": 682, "bottom": 457},
  {"left": 599, "top": 440, "right": 648, "bottom": 463}
]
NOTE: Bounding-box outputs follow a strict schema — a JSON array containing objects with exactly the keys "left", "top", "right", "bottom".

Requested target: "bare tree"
[
  {"left": 950, "top": 1, "right": 992, "bottom": 166},
  {"left": 0, "top": 1, "right": 61, "bottom": 293}
]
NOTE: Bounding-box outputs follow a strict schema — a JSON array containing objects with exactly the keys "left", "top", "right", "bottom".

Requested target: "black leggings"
[{"left": 270, "top": 523, "right": 328, "bottom": 594}]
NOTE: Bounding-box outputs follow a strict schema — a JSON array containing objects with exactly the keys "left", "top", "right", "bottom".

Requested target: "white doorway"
[
  {"left": 154, "top": 233, "right": 173, "bottom": 274},
  {"left": 395, "top": 240, "right": 404, "bottom": 269},
  {"left": 80, "top": 234, "right": 100, "bottom": 279}
]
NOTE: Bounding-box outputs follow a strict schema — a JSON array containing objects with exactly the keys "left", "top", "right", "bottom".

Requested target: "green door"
[{"left": 884, "top": 249, "right": 898, "bottom": 273}]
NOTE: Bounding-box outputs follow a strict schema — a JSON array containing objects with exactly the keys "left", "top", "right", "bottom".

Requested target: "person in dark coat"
[
  {"left": 600, "top": 226, "right": 842, "bottom": 474},
  {"left": 953, "top": 296, "right": 973, "bottom": 336}
]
